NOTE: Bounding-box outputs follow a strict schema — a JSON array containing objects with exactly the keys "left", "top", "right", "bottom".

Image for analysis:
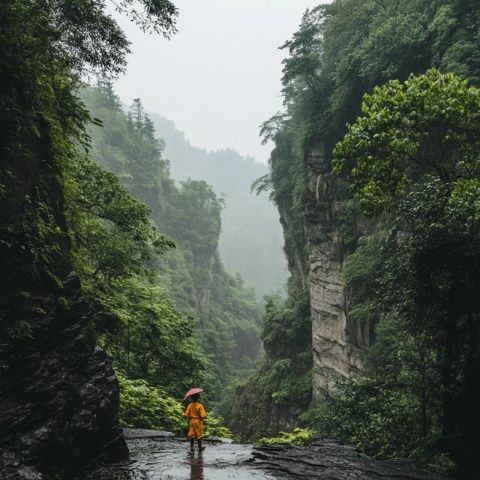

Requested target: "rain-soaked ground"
[
  {"left": 126, "top": 437, "right": 275, "bottom": 480},
  {"left": 84, "top": 429, "right": 448, "bottom": 480}
]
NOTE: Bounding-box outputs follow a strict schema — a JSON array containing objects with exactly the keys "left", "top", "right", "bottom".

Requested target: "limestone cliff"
[
  {"left": 231, "top": 141, "right": 373, "bottom": 441},
  {"left": 306, "top": 144, "right": 368, "bottom": 398}
]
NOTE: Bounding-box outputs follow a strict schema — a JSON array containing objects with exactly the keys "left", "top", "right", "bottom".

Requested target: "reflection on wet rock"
[{"left": 84, "top": 431, "right": 449, "bottom": 480}]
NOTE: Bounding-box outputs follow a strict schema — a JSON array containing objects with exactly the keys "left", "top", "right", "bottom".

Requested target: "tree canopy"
[{"left": 333, "top": 69, "right": 480, "bottom": 214}]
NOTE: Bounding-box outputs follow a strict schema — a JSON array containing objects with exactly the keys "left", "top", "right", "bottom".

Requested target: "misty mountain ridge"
[{"left": 151, "top": 113, "right": 288, "bottom": 297}]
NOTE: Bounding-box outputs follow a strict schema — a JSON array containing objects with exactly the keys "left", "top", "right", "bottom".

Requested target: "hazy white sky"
[{"left": 114, "top": 0, "right": 325, "bottom": 164}]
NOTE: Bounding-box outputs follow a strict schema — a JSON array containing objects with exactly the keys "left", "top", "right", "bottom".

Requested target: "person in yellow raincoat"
[{"left": 184, "top": 393, "right": 207, "bottom": 453}]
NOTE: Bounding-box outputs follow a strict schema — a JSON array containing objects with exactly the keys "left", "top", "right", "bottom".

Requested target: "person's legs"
[
  {"left": 198, "top": 438, "right": 205, "bottom": 451},
  {"left": 190, "top": 438, "right": 195, "bottom": 453}
]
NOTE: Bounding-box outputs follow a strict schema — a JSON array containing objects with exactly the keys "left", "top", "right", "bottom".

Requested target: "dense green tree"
[
  {"left": 230, "top": 280, "right": 311, "bottom": 440},
  {"left": 334, "top": 69, "right": 480, "bottom": 214},
  {"left": 64, "top": 120, "right": 207, "bottom": 402},
  {"left": 0, "top": 0, "right": 177, "bottom": 372},
  {"left": 331, "top": 70, "right": 480, "bottom": 475},
  {"left": 66, "top": 154, "right": 173, "bottom": 280}
]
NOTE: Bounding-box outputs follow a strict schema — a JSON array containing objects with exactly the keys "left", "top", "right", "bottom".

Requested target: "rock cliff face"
[
  {"left": 0, "top": 127, "right": 127, "bottom": 478},
  {"left": 230, "top": 143, "right": 372, "bottom": 440},
  {"left": 305, "top": 144, "right": 366, "bottom": 397},
  {"left": 0, "top": 275, "right": 128, "bottom": 479}
]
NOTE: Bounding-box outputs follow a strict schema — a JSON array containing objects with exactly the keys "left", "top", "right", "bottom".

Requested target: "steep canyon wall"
[
  {"left": 230, "top": 143, "right": 372, "bottom": 441},
  {"left": 306, "top": 144, "right": 366, "bottom": 398},
  {"left": 0, "top": 124, "right": 127, "bottom": 478}
]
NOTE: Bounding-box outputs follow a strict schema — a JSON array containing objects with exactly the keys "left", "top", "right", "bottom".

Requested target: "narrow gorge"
[{"left": 2, "top": 1, "right": 480, "bottom": 479}]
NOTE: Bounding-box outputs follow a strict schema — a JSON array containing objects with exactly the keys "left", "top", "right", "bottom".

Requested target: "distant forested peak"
[{"left": 150, "top": 112, "right": 288, "bottom": 297}]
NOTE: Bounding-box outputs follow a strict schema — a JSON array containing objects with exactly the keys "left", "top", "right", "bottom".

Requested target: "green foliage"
[
  {"left": 341, "top": 219, "right": 395, "bottom": 333},
  {"left": 299, "top": 303, "right": 442, "bottom": 459},
  {"left": 203, "top": 415, "right": 234, "bottom": 439},
  {"left": 303, "top": 379, "right": 434, "bottom": 459},
  {"left": 258, "top": 284, "right": 312, "bottom": 408},
  {"left": 230, "top": 283, "right": 312, "bottom": 440},
  {"left": 262, "top": 287, "right": 310, "bottom": 361},
  {"left": 337, "top": 199, "right": 361, "bottom": 251},
  {"left": 80, "top": 86, "right": 263, "bottom": 420},
  {"left": 66, "top": 160, "right": 207, "bottom": 396},
  {"left": 118, "top": 375, "right": 233, "bottom": 438},
  {"left": 257, "top": 428, "right": 315, "bottom": 447},
  {"left": 1, "top": 0, "right": 177, "bottom": 81},
  {"left": 330, "top": 69, "right": 480, "bottom": 474},
  {"left": 118, "top": 374, "right": 186, "bottom": 434},
  {"left": 97, "top": 278, "right": 206, "bottom": 397},
  {"left": 0, "top": 0, "right": 177, "bottom": 342},
  {"left": 260, "top": 1, "right": 480, "bottom": 475},
  {"left": 66, "top": 154, "right": 174, "bottom": 281},
  {"left": 166, "top": 179, "right": 223, "bottom": 262},
  {"left": 0, "top": 0, "right": 136, "bottom": 363},
  {"left": 63, "top": 112, "right": 207, "bottom": 398},
  {"left": 333, "top": 70, "right": 480, "bottom": 215}
]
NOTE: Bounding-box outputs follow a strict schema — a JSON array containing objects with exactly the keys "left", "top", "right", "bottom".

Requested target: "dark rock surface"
[
  {"left": 0, "top": 275, "right": 128, "bottom": 480},
  {"left": 253, "top": 439, "right": 448, "bottom": 480},
  {"left": 82, "top": 432, "right": 449, "bottom": 480},
  {"left": 0, "top": 80, "right": 127, "bottom": 479},
  {"left": 0, "top": 14, "right": 128, "bottom": 480}
]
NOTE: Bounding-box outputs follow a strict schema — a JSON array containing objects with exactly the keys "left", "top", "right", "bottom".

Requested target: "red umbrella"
[{"left": 183, "top": 387, "right": 204, "bottom": 400}]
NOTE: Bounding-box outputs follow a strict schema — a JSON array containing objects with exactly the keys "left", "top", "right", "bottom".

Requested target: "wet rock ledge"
[
  {"left": 252, "top": 439, "right": 448, "bottom": 480},
  {"left": 83, "top": 429, "right": 449, "bottom": 480}
]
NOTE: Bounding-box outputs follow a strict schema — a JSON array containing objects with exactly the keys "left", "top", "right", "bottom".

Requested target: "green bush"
[
  {"left": 118, "top": 374, "right": 233, "bottom": 438},
  {"left": 118, "top": 374, "right": 186, "bottom": 435},
  {"left": 257, "top": 428, "right": 316, "bottom": 446},
  {"left": 204, "top": 415, "right": 233, "bottom": 439},
  {"left": 301, "top": 378, "right": 433, "bottom": 459}
]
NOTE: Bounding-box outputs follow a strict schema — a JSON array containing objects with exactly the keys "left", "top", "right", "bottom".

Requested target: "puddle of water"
[{"left": 126, "top": 439, "right": 276, "bottom": 480}]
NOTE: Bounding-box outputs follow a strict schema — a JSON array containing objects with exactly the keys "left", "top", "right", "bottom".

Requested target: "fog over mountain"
[
  {"left": 113, "top": 0, "right": 323, "bottom": 163},
  {"left": 152, "top": 113, "right": 288, "bottom": 296}
]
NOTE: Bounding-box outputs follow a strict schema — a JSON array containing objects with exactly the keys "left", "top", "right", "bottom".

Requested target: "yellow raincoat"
[{"left": 184, "top": 401, "right": 207, "bottom": 439}]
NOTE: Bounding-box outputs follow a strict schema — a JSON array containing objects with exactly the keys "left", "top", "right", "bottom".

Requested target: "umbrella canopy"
[{"left": 183, "top": 387, "right": 204, "bottom": 401}]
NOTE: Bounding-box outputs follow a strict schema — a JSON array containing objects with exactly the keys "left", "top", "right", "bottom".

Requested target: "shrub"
[
  {"left": 257, "top": 428, "right": 316, "bottom": 446},
  {"left": 118, "top": 374, "right": 233, "bottom": 438}
]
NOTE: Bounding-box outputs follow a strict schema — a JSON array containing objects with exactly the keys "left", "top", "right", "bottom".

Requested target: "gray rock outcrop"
[{"left": 305, "top": 144, "right": 365, "bottom": 397}]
